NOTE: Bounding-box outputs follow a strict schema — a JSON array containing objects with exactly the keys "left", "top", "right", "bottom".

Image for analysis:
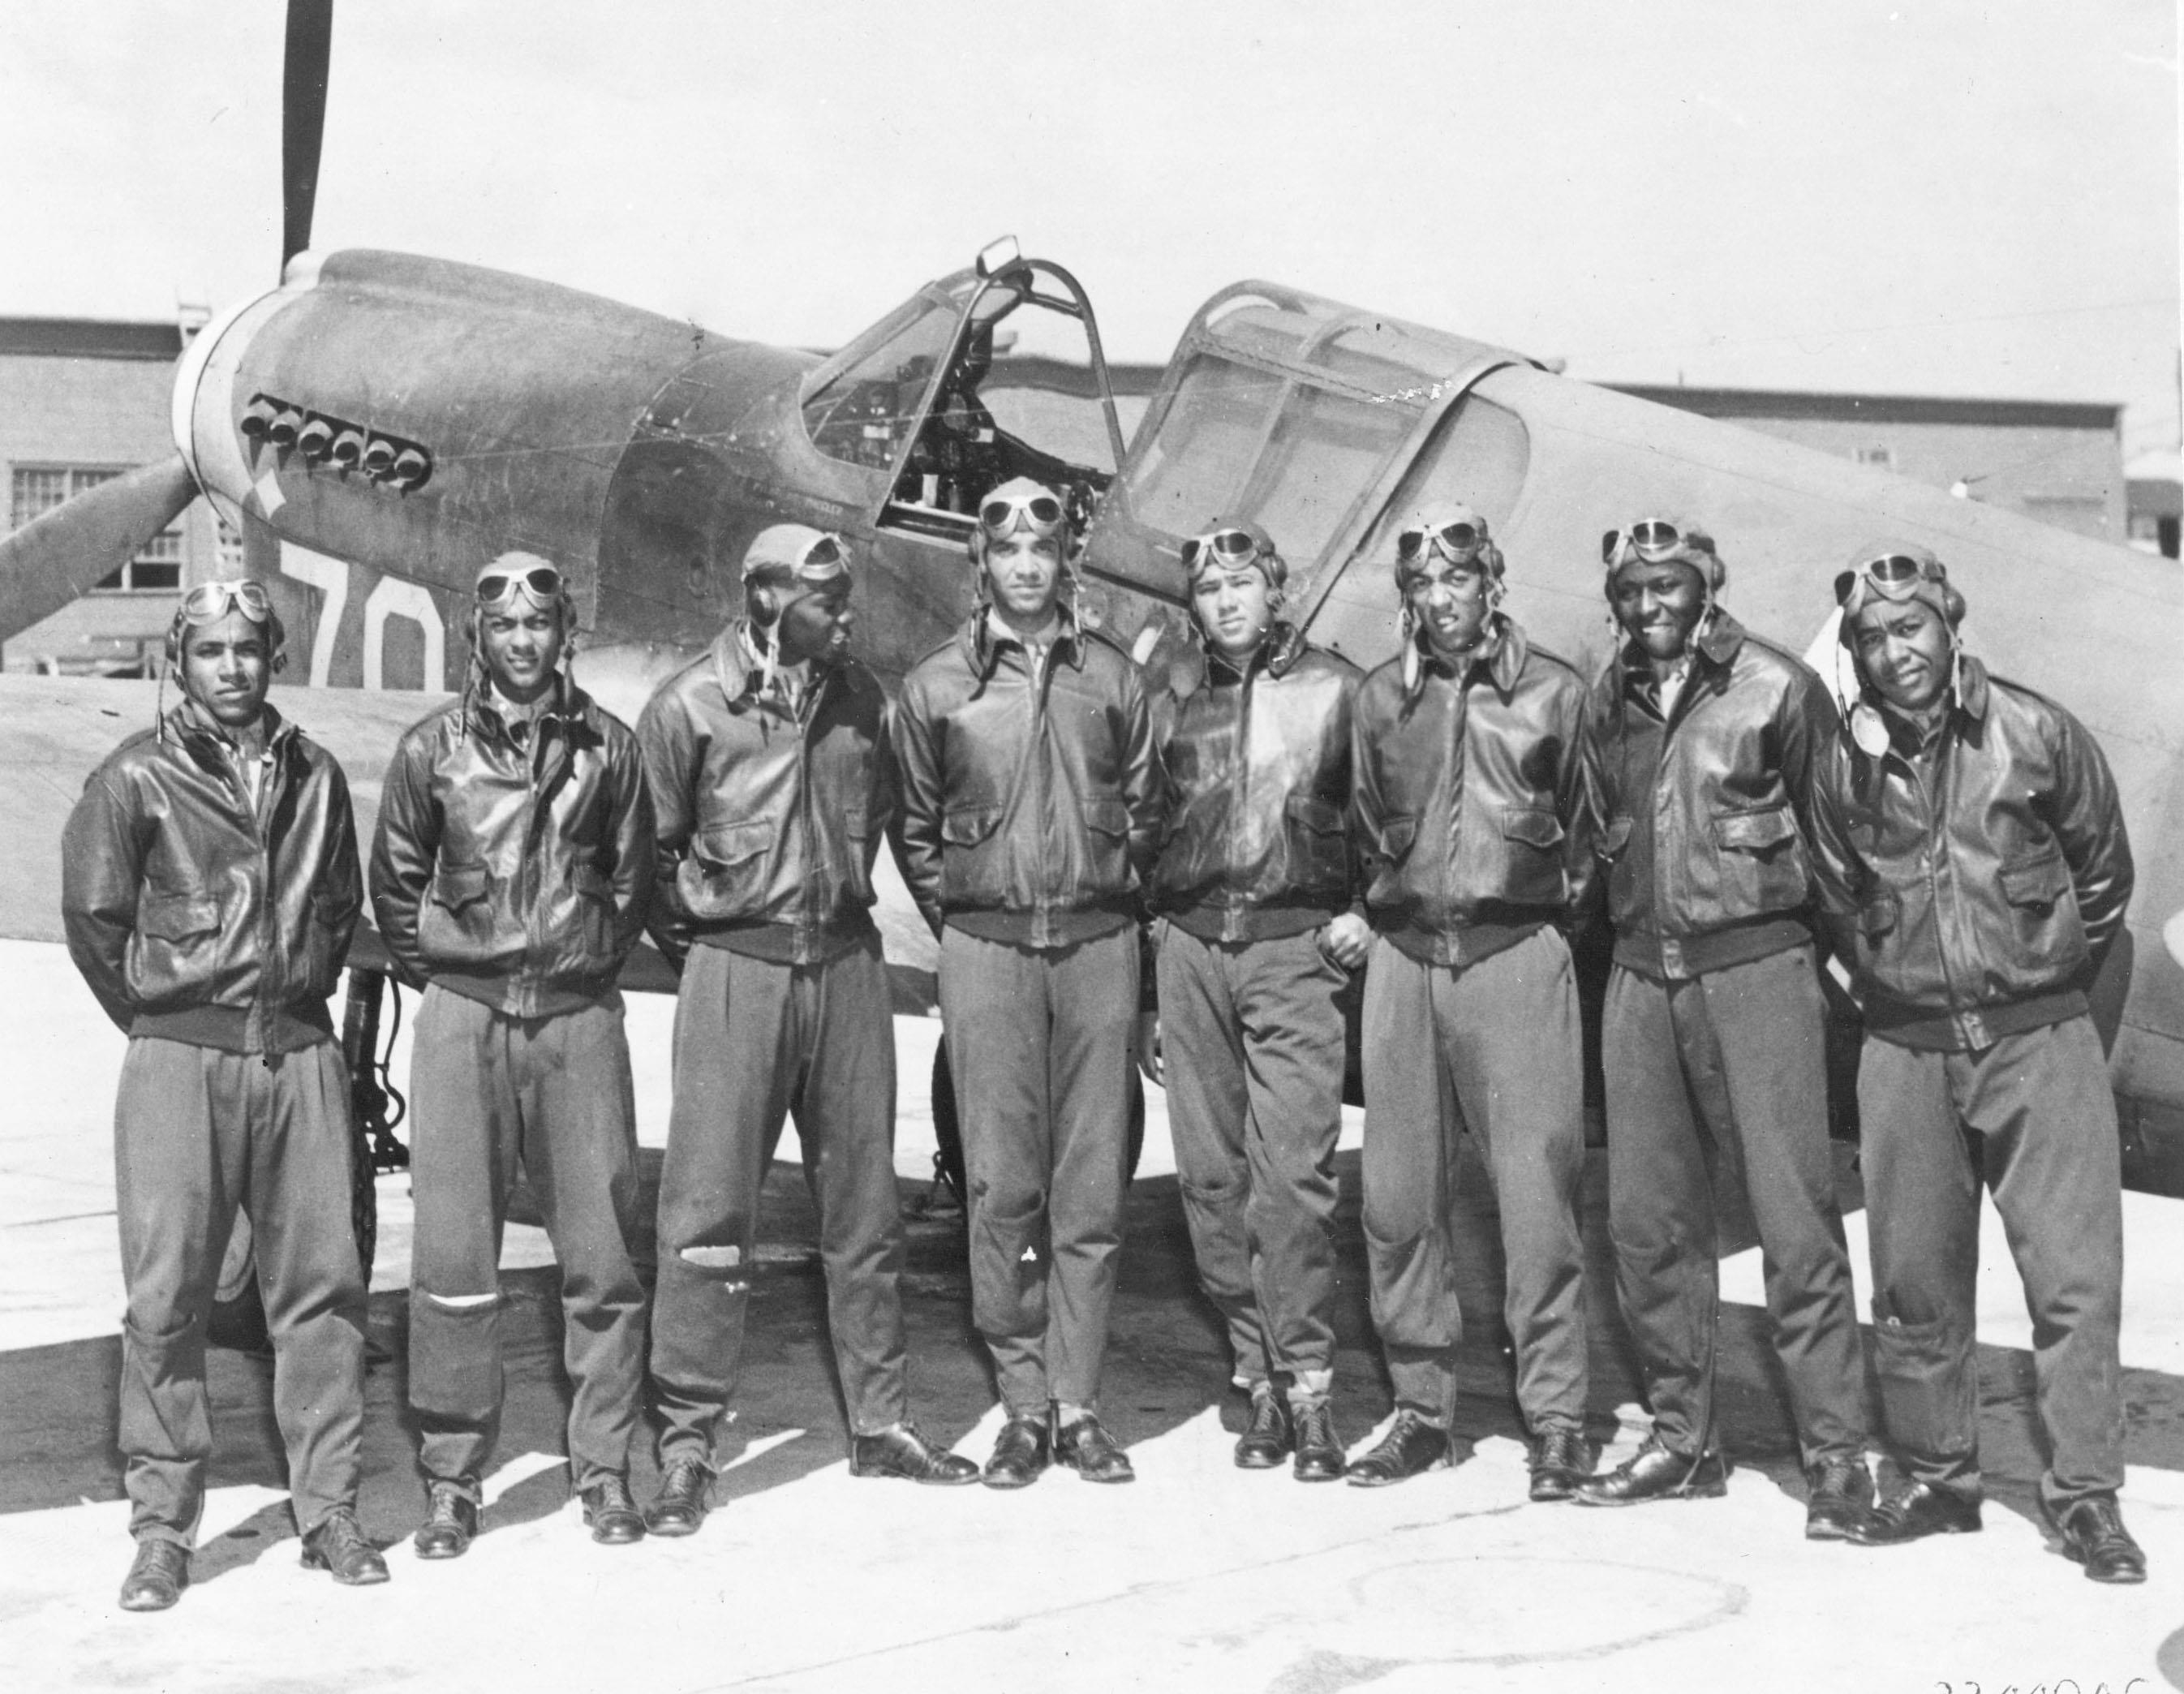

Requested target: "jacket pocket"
[
  {"left": 1083, "top": 795, "right": 1132, "bottom": 892},
  {"left": 1500, "top": 804, "right": 1567, "bottom": 905},
  {"left": 572, "top": 862, "right": 617, "bottom": 960},
  {"left": 140, "top": 893, "right": 221, "bottom": 943},
  {"left": 940, "top": 803, "right": 1004, "bottom": 847},
  {"left": 303, "top": 889, "right": 347, "bottom": 995},
  {"left": 1858, "top": 888, "right": 1900, "bottom": 938},
  {"left": 681, "top": 819, "right": 777, "bottom": 921},
  {"left": 1710, "top": 804, "right": 1811, "bottom": 914},
  {"left": 1283, "top": 792, "right": 1348, "bottom": 892},
  {"left": 1997, "top": 848, "right": 2086, "bottom": 981},
  {"left": 421, "top": 862, "right": 495, "bottom": 961}
]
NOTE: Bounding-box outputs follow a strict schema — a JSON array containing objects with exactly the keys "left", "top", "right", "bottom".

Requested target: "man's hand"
[
  {"left": 1134, "top": 1011, "right": 1163, "bottom": 1086},
  {"left": 1318, "top": 913, "right": 1373, "bottom": 970}
]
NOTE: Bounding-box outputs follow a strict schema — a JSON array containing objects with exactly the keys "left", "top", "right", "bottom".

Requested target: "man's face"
[
  {"left": 1404, "top": 557, "right": 1494, "bottom": 656},
  {"left": 982, "top": 529, "right": 1064, "bottom": 624},
  {"left": 1851, "top": 596, "right": 1953, "bottom": 712},
  {"left": 479, "top": 598, "right": 565, "bottom": 703},
  {"left": 773, "top": 578, "right": 854, "bottom": 666},
  {"left": 1610, "top": 559, "right": 1707, "bottom": 661},
  {"left": 181, "top": 611, "right": 273, "bottom": 728},
  {"left": 1190, "top": 561, "right": 1276, "bottom": 662}
]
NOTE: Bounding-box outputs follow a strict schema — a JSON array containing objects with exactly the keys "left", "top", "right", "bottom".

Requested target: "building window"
[
  {"left": 9, "top": 466, "right": 183, "bottom": 591},
  {"left": 216, "top": 513, "right": 247, "bottom": 573},
  {"left": 1855, "top": 445, "right": 1896, "bottom": 471}
]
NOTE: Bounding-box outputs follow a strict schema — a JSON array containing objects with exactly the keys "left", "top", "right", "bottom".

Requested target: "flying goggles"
[
  {"left": 475, "top": 563, "right": 565, "bottom": 608},
  {"left": 179, "top": 578, "right": 274, "bottom": 626},
  {"left": 1834, "top": 552, "right": 1949, "bottom": 620},
  {"left": 1180, "top": 526, "right": 1273, "bottom": 574},
  {"left": 1600, "top": 519, "right": 1700, "bottom": 569},
  {"left": 1396, "top": 518, "right": 1490, "bottom": 567},
  {"left": 978, "top": 490, "right": 1067, "bottom": 539}
]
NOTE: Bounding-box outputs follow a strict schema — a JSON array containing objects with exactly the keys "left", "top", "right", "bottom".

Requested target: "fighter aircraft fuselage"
[{"left": 158, "top": 243, "right": 2184, "bottom": 1193}]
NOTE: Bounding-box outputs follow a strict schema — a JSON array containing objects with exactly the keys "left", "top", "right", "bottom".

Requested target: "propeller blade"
[
  {"left": 0, "top": 455, "right": 198, "bottom": 644},
  {"left": 282, "top": 0, "right": 335, "bottom": 269}
]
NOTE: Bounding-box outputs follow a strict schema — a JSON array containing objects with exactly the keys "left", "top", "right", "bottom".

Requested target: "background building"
[{"left": 0, "top": 316, "right": 233, "bottom": 675}]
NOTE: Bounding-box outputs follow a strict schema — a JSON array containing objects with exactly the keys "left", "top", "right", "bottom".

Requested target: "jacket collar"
[
  {"left": 1617, "top": 606, "right": 1745, "bottom": 694},
  {"left": 1202, "top": 621, "right": 1306, "bottom": 688},
  {"left": 710, "top": 621, "right": 839, "bottom": 716},
  {"left": 463, "top": 672, "right": 598, "bottom": 744},
  {"left": 962, "top": 601, "right": 1087, "bottom": 681},
  {"left": 1406, "top": 613, "right": 1528, "bottom": 699},
  {"left": 166, "top": 699, "right": 294, "bottom": 763}
]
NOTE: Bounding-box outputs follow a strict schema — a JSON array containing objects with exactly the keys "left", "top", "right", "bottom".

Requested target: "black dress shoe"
[
  {"left": 982, "top": 1414, "right": 1051, "bottom": 1490},
  {"left": 1573, "top": 1438, "right": 1729, "bottom": 1506},
  {"left": 578, "top": 1475, "right": 647, "bottom": 1545},
  {"left": 413, "top": 1479, "right": 480, "bottom": 1560},
  {"left": 1845, "top": 1479, "right": 1982, "bottom": 1545},
  {"left": 851, "top": 1422, "right": 981, "bottom": 1485},
  {"left": 2052, "top": 1494, "right": 2147, "bottom": 1584},
  {"left": 301, "top": 1508, "right": 390, "bottom": 1585},
  {"left": 118, "top": 1538, "right": 189, "bottom": 1611},
  {"left": 643, "top": 1457, "right": 714, "bottom": 1537},
  {"left": 1234, "top": 1392, "right": 1291, "bottom": 1469},
  {"left": 1804, "top": 1455, "right": 1876, "bottom": 1541},
  {"left": 1291, "top": 1401, "right": 1345, "bottom": 1482},
  {"left": 1528, "top": 1427, "right": 1598, "bottom": 1503},
  {"left": 1054, "top": 1412, "right": 1135, "bottom": 1483},
  {"left": 1346, "top": 1409, "right": 1451, "bottom": 1488}
]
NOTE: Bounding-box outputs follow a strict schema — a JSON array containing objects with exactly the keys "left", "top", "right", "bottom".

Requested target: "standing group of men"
[{"left": 62, "top": 471, "right": 2145, "bottom": 1614}]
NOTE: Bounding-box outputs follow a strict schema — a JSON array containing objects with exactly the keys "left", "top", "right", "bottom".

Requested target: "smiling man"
[
  {"left": 62, "top": 583, "right": 380, "bottom": 1608},
  {"left": 637, "top": 525, "right": 978, "bottom": 1537},
  {"left": 1808, "top": 544, "right": 2142, "bottom": 1581},
  {"left": 1346, "top": 506, "right": 1597, "bottom": 1498},
  {"left": 372, "top": 552, "right": 656, "bottom": 1556},
  {"left": 1146, "top": 518, "right": 1363, "bottom": 1481},
  {"left": 892, "top": 477, "right": 1163, "bottom": 1488},
  {"left": 1576, "top": 518, "right": 1871, "bottom": 1537}
]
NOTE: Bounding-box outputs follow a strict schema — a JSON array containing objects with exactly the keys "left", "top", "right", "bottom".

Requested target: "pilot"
[
  {"left": 1575, "top": 518, "right": 1872, "bottom": 1537},
  {"left": 1808, "top": 546, "right": 2143, "bottom": 1581},
  {"left": 1345, "top": 507, "right": 1598, "bottom": 1498},
  {"left": 370, "top": 552, "right": 656, "bottom": 1556},
  {"left": 1142, "top": 518, "right": 1365, "bottom": 1482},
  {"left": 62, "top": 580, "right": 384, "bottom": 1609},
  {"left": 891, "top": 476, "right": 1164, "bottom": 1487},
  {"left": 636, "top": 525, "right": 978, "bottom": 1537}
]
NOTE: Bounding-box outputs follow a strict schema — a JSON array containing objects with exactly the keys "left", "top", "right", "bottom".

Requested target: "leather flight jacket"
[
  {"left": 1350, "top": 616, "right": 1595, "bottom": 968},
  {"left": 62, "top": 704, "right": 361, "bottom": 1054},
  {"left": 637, "top": 625, "right": 893, "bottom": 967},
  {"left": 892, "top": 607, "right": 1163, "bottom": 948},
  {"left": 1808, "top": 656, "right": 2133, "bottom": 1051},
  {"left": 370, "top": 678, "right": 654, "bottom": 1018},
  {"left": 1151, "top": 624, "right": 1361, "bottom": 943},
  {"left": 1583, "top": 608, "right": 1831, "bottom": 980}
]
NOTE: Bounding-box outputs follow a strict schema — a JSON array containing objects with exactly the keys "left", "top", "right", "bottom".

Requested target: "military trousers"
[
  {"left": 407, "top": 986, "right": 647, "bottom": 1492},
  {"left": 1859, "top": 1017, "right": 2124, "bottom": 1511},
  {"left": 651, "top": 936, "right": 909, "bottom": 1464},
  {"left": 114, "top": 1035, "right": 368, "bottom": 1546},
  {"left": 939, "top": 923, "right": 1135, "bottom": 1414},
  {"left": 1157, "top": 922, "right": 1346, "bottom": 1388},
  {"left": 1362, "top": 928, "right": 1589, "bottom": 1432},
  {"left": 1601, "top": 945, "right": 1865, "bottom": 1468}
]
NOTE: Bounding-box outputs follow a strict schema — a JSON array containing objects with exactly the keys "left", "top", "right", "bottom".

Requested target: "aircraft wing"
[{"left": 0, "top": 673, "right": 940, "bottom": 1008}]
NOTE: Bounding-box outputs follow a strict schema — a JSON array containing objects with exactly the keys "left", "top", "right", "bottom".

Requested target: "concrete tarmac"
[{"left": 4, "top": 939, "right": 2183, "bottom": 1692}]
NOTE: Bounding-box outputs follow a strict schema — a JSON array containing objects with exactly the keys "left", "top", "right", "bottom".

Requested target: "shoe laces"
[{"left": 1812, "top": 1455, "right": 1864, "bottom": 1495}]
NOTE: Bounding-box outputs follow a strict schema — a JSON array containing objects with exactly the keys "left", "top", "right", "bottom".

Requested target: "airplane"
[{"left": 2, "top": 3, "right": 2178, "bottom": 1297}]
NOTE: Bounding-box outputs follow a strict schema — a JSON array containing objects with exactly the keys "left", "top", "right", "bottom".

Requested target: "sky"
[{"left": 1, "top": 1, "right": 2177, "bottom": 454}]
